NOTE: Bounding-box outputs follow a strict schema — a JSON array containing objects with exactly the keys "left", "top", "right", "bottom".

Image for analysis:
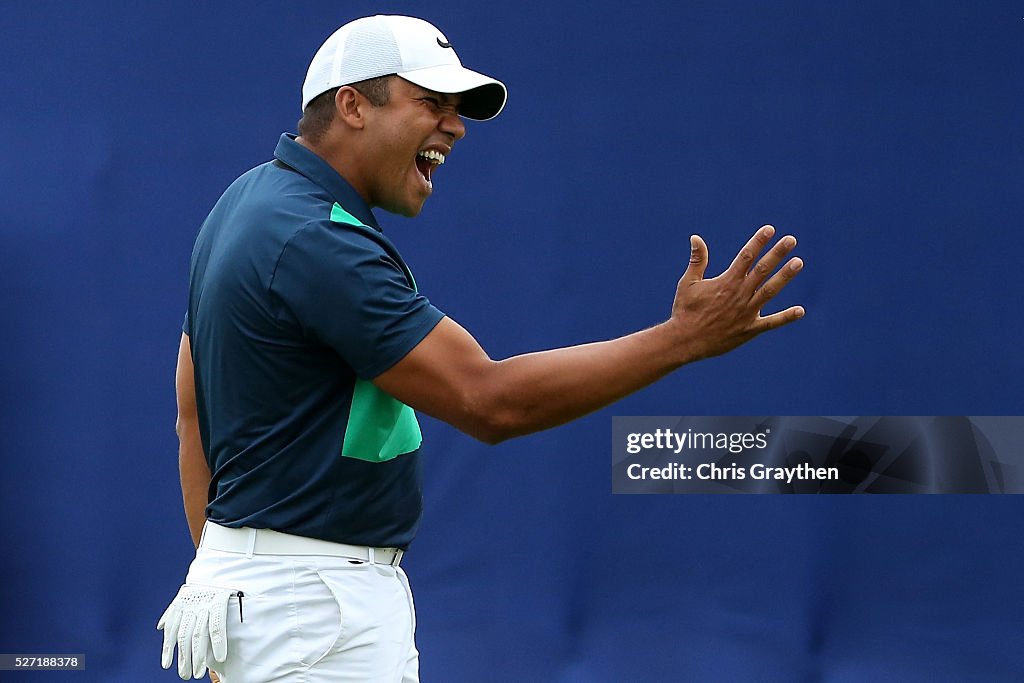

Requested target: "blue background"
[{"left": 1, "top": 1, "right": 1022, "bottom": 681}]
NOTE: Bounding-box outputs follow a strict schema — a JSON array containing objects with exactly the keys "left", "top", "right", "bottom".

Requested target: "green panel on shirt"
[
  {"left": 330, "top": 202, "right": 423, "bottom": 462},
  {"left": 342, "top": 379, "right": 423, "bottom": 462},
  {"left": 330, "top": 202, "right": 363, "bottom": 227}
]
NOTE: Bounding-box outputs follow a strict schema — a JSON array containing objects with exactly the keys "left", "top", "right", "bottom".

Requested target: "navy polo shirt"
[{"left": 184, "top": 134, "right": 445, "bottom": 549}]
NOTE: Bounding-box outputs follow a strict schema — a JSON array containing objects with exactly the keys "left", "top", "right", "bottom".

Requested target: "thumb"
[{"left": 681, "top": 234, "right": 709, "bottom": 283}]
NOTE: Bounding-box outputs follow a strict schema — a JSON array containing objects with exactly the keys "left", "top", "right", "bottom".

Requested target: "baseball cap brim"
[{"left": 398, "top": 64, "right": 507, "bottom": 121}]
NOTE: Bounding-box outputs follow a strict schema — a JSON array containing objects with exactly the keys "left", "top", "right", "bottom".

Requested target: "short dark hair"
[{"left": 297, "top": 76, "right": 393, "bottom": 144}]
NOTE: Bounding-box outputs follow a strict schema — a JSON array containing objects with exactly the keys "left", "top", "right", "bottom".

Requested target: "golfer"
[{"left": 158, "top": 14, "right": 804, "bottom": 682}]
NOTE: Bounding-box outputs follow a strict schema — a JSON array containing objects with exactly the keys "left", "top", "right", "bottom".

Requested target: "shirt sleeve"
[{"left": 269, "top": 223, "right": 444, "bottom": 379}]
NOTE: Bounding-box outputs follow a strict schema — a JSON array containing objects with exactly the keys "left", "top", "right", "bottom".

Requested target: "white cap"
[{"left": 301, "top": 15, "right": 507, "bottom": 121}]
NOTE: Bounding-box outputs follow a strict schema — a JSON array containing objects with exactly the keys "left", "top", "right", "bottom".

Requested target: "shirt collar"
[{"left": 274, "top": 133, "right": 382, "bottom": 231}]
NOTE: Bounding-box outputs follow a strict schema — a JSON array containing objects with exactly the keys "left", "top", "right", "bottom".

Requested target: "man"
[{"left": 158, "top": 14, "right": 804, "bottom": 683}]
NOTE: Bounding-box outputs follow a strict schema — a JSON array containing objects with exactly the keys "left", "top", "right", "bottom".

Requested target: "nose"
[{"left": 439, "top": 111, "right": 466, "bottom": 142}]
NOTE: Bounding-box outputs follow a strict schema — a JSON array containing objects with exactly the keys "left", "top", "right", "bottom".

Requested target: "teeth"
[{"left": 417, "top": 149, "right": 446, "bottom": 165}]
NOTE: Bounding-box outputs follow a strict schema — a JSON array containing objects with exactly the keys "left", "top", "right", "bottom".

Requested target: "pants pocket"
[
  {"left": 217, "top": 562, "right": 344, "bottom": 677},
  {"left": 312, "top": 564, "right": 415, "bottom": 680}
]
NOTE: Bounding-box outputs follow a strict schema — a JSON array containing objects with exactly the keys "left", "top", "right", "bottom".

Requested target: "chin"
[
  {"left": 391, "top": 205, "right": 423, "bottom": 218},
  {"left": 381, "top": 198, "right": 426, "bottom": 218}
]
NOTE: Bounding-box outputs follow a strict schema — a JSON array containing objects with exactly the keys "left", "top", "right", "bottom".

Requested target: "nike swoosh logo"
[{"left": 437, "top": 37, "right": 453, "bottom": 49}]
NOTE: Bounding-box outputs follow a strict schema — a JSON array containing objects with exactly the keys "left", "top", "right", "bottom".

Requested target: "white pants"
[{"left": 185, "top": 525, "right": 419, "bottom": 683}]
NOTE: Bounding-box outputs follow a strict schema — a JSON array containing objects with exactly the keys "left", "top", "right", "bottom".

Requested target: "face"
[{"left": 361, "top": 77, "right": 466, "bottom": 217}]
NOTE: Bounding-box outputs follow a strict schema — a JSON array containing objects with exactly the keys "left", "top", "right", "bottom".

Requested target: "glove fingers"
[
  {"left": 192, "top": 610, "right": 210, "bottom": 679},
  {"left": 159, "top": 606, "right": 182, "bottom": 671},
  {"left": 159, "top": 584, "right": 235, "bottom": 679},
  {"left": 209, "top": 591, "right": 231, "bottom": 663},
  {"left": 177, "top": 609, "right": 197, "bottom": 680}
]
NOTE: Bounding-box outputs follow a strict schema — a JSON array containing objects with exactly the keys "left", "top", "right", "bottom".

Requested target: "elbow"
[
  {"left": 470, "top": 422, "right": 512, "bottom": 446},
  {"left": 175, "top": 412, "right": 198, "bottom": 442},
  {"left": 465, "top": 420, "right": 516, "bottom": 446},
  {"left": 441, "top": 360, "right": 531, "bottom": 445},
  {"left": 456, "top": 392, "right": 524, "bottom": 446}
]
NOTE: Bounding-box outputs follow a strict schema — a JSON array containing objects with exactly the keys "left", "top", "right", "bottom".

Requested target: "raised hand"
[{"left": 670, "top": 225, "right": 804, "bottom": 361}]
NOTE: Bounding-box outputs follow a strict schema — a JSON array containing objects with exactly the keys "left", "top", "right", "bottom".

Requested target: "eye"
[{"left": 419, "top": 97, "right": 459, "bottom": 116}]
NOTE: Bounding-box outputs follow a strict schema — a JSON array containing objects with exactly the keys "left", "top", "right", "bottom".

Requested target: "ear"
[{"left": 334, "top": 86, "right": 366, "bottom": 130}]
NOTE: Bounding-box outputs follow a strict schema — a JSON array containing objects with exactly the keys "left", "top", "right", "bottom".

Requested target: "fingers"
[
  {"left": 725, "top": 225, "right": 775, "bottom": 278},
  {"left": 747, "top": 235, "right": 797, "bottom": 290},
  {"left": 159, "top": 605, "right": 182, "bottom": 670},
  {"left": 754, "top": 305, "right": 806, "bottom": 334},
  {"left": 680, "top": 234, "right": 709, "bottom": 284},
  {"left": 752, "top": 256, "right": 803, "bottom": 308},
  {"left": 178, "top": 610, "right": 196, "bottom": 680},
  {"left": 193, "top": 611, "right": 210, "bottom": 680},
  {"left": 159, "top": 587, "right": 231, "bottom": 680},
  {"left": 209, "top": 594, "right": 229, "bottom": 664}
]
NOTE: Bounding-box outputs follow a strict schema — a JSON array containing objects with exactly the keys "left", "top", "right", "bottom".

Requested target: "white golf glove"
[{"left": 157, "top": 583, "right": 232, "bottom": 680}]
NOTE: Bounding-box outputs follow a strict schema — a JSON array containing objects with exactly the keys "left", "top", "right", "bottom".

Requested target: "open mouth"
[{"left": 415, "top": 149, "right": 445, "bottom": 188}]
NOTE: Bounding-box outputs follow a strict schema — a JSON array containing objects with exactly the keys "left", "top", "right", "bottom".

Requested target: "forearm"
[
  {"left": 475, "top": 321, "right": 689, "bottom": 442},
  {"left": 178, "top": 422, "right": 210, "bottom": 548},
  {"left": 175, "top": 332, "right": 209, "bottom": 547}
]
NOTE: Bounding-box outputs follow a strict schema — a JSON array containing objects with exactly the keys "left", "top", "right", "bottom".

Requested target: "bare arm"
[
  {"left": 175, "top": 332, "right": 209, "bottom": 548},
  {"left": 374, "top": 226, "right": 804, "bottom": 444},
  {"left": 176, "top": 334, "right": 226, "bottom": 683}
]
